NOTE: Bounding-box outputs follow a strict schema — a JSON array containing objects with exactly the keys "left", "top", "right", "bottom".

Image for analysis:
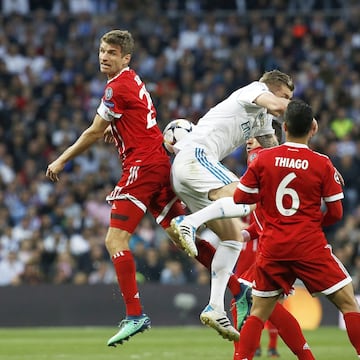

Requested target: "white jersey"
[{"left": 174, "top": 81, "right": 275, "bottom": 161}]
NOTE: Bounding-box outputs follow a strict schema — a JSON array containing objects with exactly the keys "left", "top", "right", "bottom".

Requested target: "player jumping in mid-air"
[
  {"left": 45, "top": 29, "right": 252, "bottom": 348},
  {"left": 173, "top": 132, "right": 316, "bottom": 359},
  {"left": 170, "top": 70, "right": 293, "bottom": 340}
]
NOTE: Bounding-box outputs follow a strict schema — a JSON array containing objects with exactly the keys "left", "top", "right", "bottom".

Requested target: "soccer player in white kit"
[{"left": 170, "top": 70, "right": 294, "bottom": 340}]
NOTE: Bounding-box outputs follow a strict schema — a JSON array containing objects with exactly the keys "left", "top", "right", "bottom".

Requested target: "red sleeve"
[
  {"left": 321, "top": 200, "right": 343, "bottom": 227},
  {"left": 234, "top": 156, "right": 260, "bottom": 204},
  {"left": 234, "top": 182, "right": 260, "bottom": 204}
]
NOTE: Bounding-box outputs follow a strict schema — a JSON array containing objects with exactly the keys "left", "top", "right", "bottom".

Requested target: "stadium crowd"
[{"left": 0, "top": 0, "right": 360, "bottom": 292}]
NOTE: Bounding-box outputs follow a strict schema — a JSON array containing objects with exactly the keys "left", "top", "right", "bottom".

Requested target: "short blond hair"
[
  {"left": 259, "top": 70, "right": 294, "bottom": 92},
  {"left": 100, "top": 30, "right": 134, "bottom": 55}
]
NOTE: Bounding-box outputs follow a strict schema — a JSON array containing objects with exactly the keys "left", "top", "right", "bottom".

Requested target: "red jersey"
[
  {"left": 235, "top": 146, "right": 263, "bottom": 276},
  {"left": 234, "top": 142, "right": 344, "bottom": 260},
  {"left": 97, "top": 67, "right": 169, "bottom": 168}
]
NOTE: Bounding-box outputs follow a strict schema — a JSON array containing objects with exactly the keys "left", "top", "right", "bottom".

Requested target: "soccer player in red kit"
[
  {"left": 232, "top": 139, "right": 315, "bottom": 360},
  {"left": 235, "top": 220, "right": 281, "bottom": 358},
  {"left": 233, "top": 99, "right": 360, "bottom": 359},
  {"left": 46, "top": 29, "right": 189, "bottom": 347},
  {"left": 233, "top": 142, "right": 280, "bottom": 358}
]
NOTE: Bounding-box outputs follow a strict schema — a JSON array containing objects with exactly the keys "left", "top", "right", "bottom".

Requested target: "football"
[{"left": 163, "top": 118, "right": 194, "bottom": 153}]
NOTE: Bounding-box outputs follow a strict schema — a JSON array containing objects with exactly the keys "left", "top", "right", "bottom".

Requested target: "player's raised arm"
[
  {"left": 254, "top": 92, "right": 290, "bottom": 117},
  {"left": 255, "top": 133, "right": 279, "bottom": 149},
  {"left": 46, "top": 114, "right": 109, "bottom": 182},
  {"left": 252, "top": 69, "right": 293, "bottom": 118}
]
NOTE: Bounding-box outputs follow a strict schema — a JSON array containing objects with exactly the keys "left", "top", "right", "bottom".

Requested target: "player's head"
[
  {"left": 99, "top": 30, "right": 134, "bottom": 78},
  {"left": 284, "top": 99, "right": 314, "bottom": 137},
  {"left": 259, "top": 70, "right": 294, "bottom": 99}
]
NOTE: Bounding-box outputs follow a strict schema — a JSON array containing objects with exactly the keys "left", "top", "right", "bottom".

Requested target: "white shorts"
[{"left": 171, "top": 147, "right": 239, "bottom": 212}]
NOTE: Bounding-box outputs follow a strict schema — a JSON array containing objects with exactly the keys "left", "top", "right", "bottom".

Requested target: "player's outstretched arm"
[
  {"left": 46, "top": 114, "right": 109, "bottom": 182},
  {"left": 254, "top": 92, "right": 290, "bottom": 117},
  {"left": 255, "top": 134, "right": 278, "bottom": 149}
]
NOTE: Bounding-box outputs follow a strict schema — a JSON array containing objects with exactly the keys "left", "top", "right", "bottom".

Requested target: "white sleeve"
[
  {"left": 97, "top": 100, "right": 122, "bottom": 122},
  {"left": 253, "top": 114, "right": 275, "bottom": 137},
  {"left": 236, "top": 81, "right": 272, "bottom": 104}
]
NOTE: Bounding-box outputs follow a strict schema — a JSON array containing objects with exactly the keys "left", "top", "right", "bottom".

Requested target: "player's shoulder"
[
  {"left": 311, "top": 149, "right": 330, "bottom": 160},
  {"left": 107, "top": 68, "right": 136, "bottom": 90},
  {"left": 256, "top": 145, "right": 275, "bottom": 156},
  {"left": 252, "top": 144, "right": 284, "bottom": 164},
  {"left": 234, "top": 81, "right": 266, "bottom": 94},
  {"left": 301, "top": 147, "right": 332, "bottom": 166}
]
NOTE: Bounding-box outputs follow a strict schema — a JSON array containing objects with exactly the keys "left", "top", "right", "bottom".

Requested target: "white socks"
[
  {"left": 186, "top": 197, "right": 251, "bottom": 229},
  {"left": 208, "top": 240, "right": 243, "bottom": 312}
]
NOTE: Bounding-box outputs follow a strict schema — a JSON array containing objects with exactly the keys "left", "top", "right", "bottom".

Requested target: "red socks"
[
  {"left": 266, "top": 320, "right": 278, "bottom": 349},
  {"left": 269, "top": 303, "right": 315, "bottom": 360},
  {"left": 112, "top": 250, "right": 142, "bottom": 316},
  {"left": 195, "top": 239, "right": 215, "bottom": 269},
  {"left": 235, "top": 315, "right": 264, "bottom": 359},
  {"left": 343, "top": 312, "right": 360, "bottom": 355}
]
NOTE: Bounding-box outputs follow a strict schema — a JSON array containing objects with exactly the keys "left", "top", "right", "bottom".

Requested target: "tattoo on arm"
[{"left": 255, "top": 134, "right": 279, "bottom": 148}]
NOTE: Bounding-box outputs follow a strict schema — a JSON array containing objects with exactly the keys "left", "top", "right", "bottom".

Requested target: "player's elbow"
[
  {"left": 322, "top": 201, "right": 343, "bottom": 226},
  {"left": 333, "top": 207, "right": 343, "bottom": 222},
  {"left": 84, "top": 127, "right": 106, "bottom": 141}
]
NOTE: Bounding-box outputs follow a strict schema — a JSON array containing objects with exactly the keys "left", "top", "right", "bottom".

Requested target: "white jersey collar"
[
  {"left": 283, "top": 141, "right": 309, "bottom": 149},
  {"left": 107, "top": 67, "right": 130, "bottom": 83}
]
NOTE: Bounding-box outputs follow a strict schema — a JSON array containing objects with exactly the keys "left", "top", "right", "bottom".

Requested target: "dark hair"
[
  {"left": 284, "top": 99, "right": 313, "bottom": 137},
  {"left": 100, "top": 30, "right": 134, "bottom": 55}
]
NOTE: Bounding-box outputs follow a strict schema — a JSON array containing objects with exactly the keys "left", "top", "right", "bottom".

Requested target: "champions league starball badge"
[{"left": 105, "top": 87, "right": 113, "bottom": 100}]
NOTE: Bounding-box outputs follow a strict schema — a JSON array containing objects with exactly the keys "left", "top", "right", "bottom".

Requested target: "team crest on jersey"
[
  {"left": 257, "top": 111, "right": 265, "bottom": 127},
  {"left": 248, "top": 152, "right": 258, "bottom": 163},
  {"left": 105, "top": 87, "right": 113, "bottom": 100},
  {"left": 334, "top": 171, "right": 341, "bottom": 184}
]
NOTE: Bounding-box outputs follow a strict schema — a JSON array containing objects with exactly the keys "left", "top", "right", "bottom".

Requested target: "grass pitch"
[{"left": 0, "top": 326, "right": 355, "bottom": 359}]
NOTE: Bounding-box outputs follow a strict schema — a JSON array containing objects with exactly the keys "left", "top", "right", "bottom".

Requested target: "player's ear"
[
  {"left": 310, "top": 118, "right": 318, "bottom": 137},
  {"left": 123, "top": 53, "right": 131, "bottom": 65}
]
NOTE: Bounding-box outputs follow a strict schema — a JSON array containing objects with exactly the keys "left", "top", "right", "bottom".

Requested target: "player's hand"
[
  {"left": 46, "top": 160, "right": 65, "bottom": 182},
  {"left": 104, "top": 126, "right": 114, "bottom": 143}
]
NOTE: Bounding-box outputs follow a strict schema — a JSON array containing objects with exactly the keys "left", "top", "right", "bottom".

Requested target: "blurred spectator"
[
  {"left": 51, "top": 251, "right": 76, "bottom": 284},
  {"left": 19, "top": 257, "right": 45, "bottom": 285},
  {"left": 0, "top": 2, "right": 360, "bottom": 288},
  {"left": 330, "top": 108, "right": 355, "bottom": 139},
  {"left": 0, "top": 251, "right": 24, "bottom": 286},
  {"left": 87, "top": 243, "right": 115, "bottom": 284},
  {"left": 137, "top": 247, "right": 164, "bottom": 282},
  {"left": 353, "top": 255, "right": 360, "bottom": 293},
  {"left": 160, "top": 259, "right": 187, "bottom": 285}
]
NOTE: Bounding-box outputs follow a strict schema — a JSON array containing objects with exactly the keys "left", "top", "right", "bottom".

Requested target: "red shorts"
[
  {"left": 252, "top": 244, "right": 352, "bottom": 297},
  {"left": 106, "top": 161, "right": 185, "bottom": 233},
  {"left": 235, "top": 238, "right": 258, "bottom": 277},
  {"left": 239, "top": 263, "right": 255, "bottom": 285}
]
